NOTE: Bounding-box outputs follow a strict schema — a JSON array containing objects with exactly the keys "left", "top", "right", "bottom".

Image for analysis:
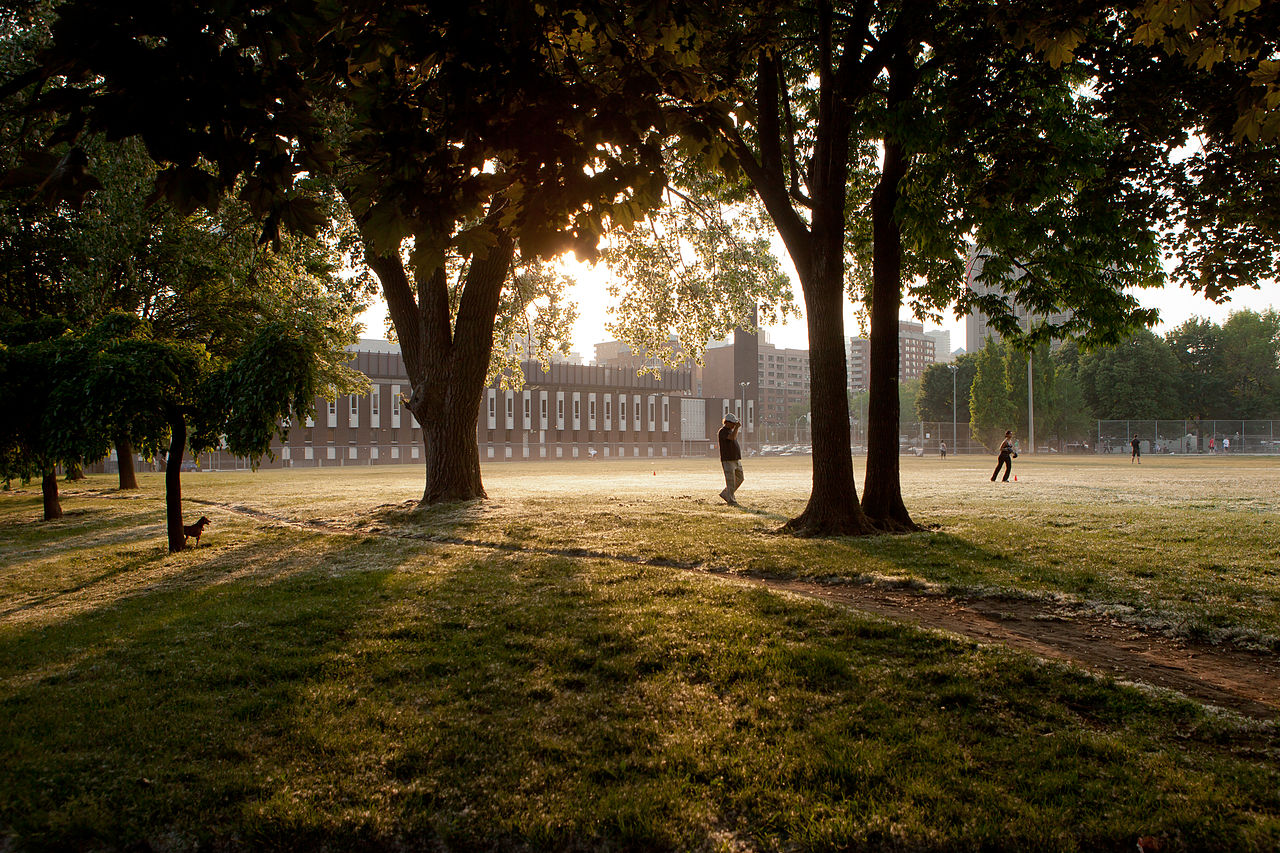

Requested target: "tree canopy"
[{"left": 7, "top": 0, "right": 1278, "bottom": 529}]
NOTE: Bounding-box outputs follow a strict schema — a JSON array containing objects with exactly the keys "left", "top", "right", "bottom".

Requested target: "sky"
[{"left": 356, "top": 251, "right": 1277, "bottom": 361}]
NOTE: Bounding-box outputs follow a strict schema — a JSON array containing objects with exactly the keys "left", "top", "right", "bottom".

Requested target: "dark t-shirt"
[{"left": 718, "top": 425, "right": 741, "bottom": 461}]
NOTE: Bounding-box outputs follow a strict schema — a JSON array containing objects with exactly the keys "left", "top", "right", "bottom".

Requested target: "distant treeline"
[{"left": 916, "top": 309, "right": 1280, "bottom": 449}]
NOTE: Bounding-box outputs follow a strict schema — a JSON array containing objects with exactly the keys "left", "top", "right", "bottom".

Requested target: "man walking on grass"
[{"left": 718, "top": 412, "right": 743, "bottom": 505}]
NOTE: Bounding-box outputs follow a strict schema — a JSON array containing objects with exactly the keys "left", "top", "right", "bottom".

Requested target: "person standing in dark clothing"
[
  {"left": 718, "top": 413, "right": 743, "bottom": 505},
  {"left": 991, "top": 430, "right": 1016, "bottom": 482},
  {"left": 1131, "top": 436, "right": 1141, "bottom": 464}
]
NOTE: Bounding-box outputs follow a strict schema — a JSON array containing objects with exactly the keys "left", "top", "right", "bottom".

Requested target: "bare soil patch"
[{"left": 753, "top": 576, "right": 1280, "bottom": 721}]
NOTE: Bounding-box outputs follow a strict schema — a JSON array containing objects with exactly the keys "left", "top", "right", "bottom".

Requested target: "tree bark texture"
[
  {"left": 64, "top": 462, "right": 86, "bottom": 481},
  {"left": 726, "top": 18, "right": 881, "bottom": 536},
  {"left": 165, "top": 409, "right": 186, "bottom": 552},
  {"left": 41, "top": 470, "right": 63, "bottom": 520},
  {"left": 860, "top": 137, "right": 919, "bottom": 531},
  {"left": 116, "top": 436, "right": 139, "bottom": 490},
  {"left": 364, "top": 224, "right": 515, "bottom": 505},
  {"left": 782, "top": 261, "right": 874, "bottom": 536}
]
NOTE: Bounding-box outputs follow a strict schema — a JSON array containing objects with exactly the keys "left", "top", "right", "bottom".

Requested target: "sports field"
[{"left": 2, "top": 455, "right": 1278, "bottom": 850}]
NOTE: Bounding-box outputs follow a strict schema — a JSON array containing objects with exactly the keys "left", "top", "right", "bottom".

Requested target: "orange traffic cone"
[{"left": 1013, "top": 475, "right": 1017, "bottom": 481}]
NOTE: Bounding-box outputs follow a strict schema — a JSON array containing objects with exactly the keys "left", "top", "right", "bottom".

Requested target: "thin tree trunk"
[
  {"left": 41, "top": 469, "right": 63, "bottom": 520},
  {"left": 165, "top": 411, "right": 186, "bottom": 552},
  {"left": 731, "top": 34, "right": 874, "bottom": 536},
  {"left": 116, "top": 436, "right": 139, "bottom": 490},
  {"left": 860, "top": 136, "right": 919, "bottom": 531},
  {"left": 782, "top": 252, "right": 875, "bottom": 536}
]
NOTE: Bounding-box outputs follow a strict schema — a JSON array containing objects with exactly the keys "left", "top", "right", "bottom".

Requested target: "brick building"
[
  {"left": 173, "top": 340, "right": 721, "bottom": 471},
  {"left": 847, "top": 320, "right": 938, "bottom": 391}
]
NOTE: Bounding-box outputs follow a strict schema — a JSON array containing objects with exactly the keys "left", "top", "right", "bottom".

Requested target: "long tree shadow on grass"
[
  {"left": 356, "top": 498, "right": 1280, "bottom": 656},
  {"left": 2, "top": 534, "right": 1278, "bottom": 850},
  {"left": 0, "top": 528, "right": 418, "bottom": 849}
]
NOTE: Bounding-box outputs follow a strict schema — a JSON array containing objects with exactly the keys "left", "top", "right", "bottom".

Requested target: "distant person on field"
[
  {"left": 718, "top": 412, "right": 744, "bottom": 505},
  {"left": 1223, "top": 436, "right": 1231, "bottom": 453},
  {"left": 991, "top": 430, "right": 1016, "bottom": 482},
  {"left": 1130, "top": 436, "right": 1141, "bottom": 464},
  {"left": 940, "top": 440, "right": 948, "bottom": 459},
  {"left": 1209, "top": 436, "right": 1216, "bottom": 453}
]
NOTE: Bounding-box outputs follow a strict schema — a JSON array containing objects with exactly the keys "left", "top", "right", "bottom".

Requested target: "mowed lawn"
[{"left": 1, "top": 454, "right": 1278, "bottom": 851}]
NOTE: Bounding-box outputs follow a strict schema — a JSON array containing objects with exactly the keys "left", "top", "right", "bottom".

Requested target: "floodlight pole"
[
  {"left": 1023, "top": 312, "right": 1034, "bottom": 455},
  {"left": 948, "top": 363, "right": 958, "bottom": 455}
]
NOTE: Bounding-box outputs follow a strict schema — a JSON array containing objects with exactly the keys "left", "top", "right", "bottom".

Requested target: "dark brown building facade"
[{"left": 166, "top": 343, "right": 720, "bottom": 470}]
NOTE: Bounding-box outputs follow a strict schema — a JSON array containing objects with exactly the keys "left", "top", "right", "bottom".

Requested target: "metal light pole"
[
  {"left": 739, "top": 380, "right": 750, "bottom": 453},
  {"left": 1023, "top": 314, "right": 1034, "bottom": 455},
  {"left": 948, "top": 363, "right": 958, "bottom": 455},
  {"left": 1027, "top": 353, "right": 1035, "bottom": 455}
]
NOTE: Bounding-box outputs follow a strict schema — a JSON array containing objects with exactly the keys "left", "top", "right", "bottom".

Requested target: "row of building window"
[
  {"left": 318, "top": 383, "right": 418, "bottom": 430},
  {"left": 485, "top": 390, "right": 672, "bottom": 433},
  {"left": 280, "top": 445, "right": 421, "bottom": 461}
]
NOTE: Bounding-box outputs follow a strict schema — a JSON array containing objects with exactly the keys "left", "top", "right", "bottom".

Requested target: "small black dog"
[{"left": 183, "top": 516, "right": 211, "bottom": 547}]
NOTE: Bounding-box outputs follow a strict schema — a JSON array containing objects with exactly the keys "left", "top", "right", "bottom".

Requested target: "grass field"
[{"left": 2, "top": 455, "right": 1278, "bottom": 850}]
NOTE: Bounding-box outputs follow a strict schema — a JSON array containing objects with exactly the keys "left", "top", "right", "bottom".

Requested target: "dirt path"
[
  {"left": 752, "top": 576, "right": 1280, "bottom": 720},
  {"left": 193, "top": 498, "right": 1280, "bottom": 721}
]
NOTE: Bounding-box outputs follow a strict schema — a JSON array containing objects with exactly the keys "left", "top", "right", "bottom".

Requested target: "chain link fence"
[{"left": 1095, "top": 420, "right": 1280, "bottom": 455}]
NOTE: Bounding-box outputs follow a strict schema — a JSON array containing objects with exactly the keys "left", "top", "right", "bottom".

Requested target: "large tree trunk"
[
  {"left": 420, "top": 400, "right": 485, "bottom": 503},
  {"left": 41, "top": 469, "right": 63, "bottom": 520},
  {"left": 860, "top": 136, "right": 919, "bottom": 531},
  {"left": 782, "top": 250, "right": 875, "bottom": 536},
  {"left": 64, "top": 462, "right": 85, "bottom": 481},
  {"left": 164, "top": 411, "right": 186, "bottom": 553},
  {"left": 364, "top": 219, "right": 515, "bottom": 505},
  {"left": 116, "top": 436, "right": 139, "bottom": 490}
]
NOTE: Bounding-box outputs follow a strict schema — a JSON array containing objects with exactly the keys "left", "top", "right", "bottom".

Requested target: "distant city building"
[
  {"left": 924, "top": 330, "right": 953, "bottom": 364},
  {"left": 503, "top": 333, "right": 584, "bottom": 365},
  {"left": 594, "top": 337, "right": 703, "bottom": 395},
  {"left": 899, "top": 321, "right": 936, "bottom": 381},
  {"left": 964, "top": 249, "right": 1073, "bottom": 352},
  {"left": 847, "top": 321, "right": 939, "bottom": 390},
  {"left": 701, "top": 311, "right": 759, "bottom": 434},
  {"left": 846, "top": 336, "right": 869, "bottom": 392},
  {"left": 755, "top": 341, "right": 811, "bottom": 426}
]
